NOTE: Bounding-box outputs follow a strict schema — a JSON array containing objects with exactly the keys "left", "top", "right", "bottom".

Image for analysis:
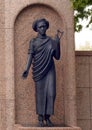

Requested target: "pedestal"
[{"left": 14, "top": 124, "right": 81, "bottom": 130}]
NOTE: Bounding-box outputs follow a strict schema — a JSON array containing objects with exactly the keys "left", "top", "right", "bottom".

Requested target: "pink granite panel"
[
  {"left": 90, "top": 88, "right": 92, "bottom": 119},
  {"left": 0, "top": 29, "right": 6, "bottom": 99},
  {"left": 0, "top": 100, "right": 6, "bottom": 130},
  {"left": 91, "top": 120, "right": 92, "bottom": 130},
  {"left": 89, "top": 57, "right": 92, "bottom": 88},
  {"left": 0, "top": 0, "right": 5, "bottom": 27},
  {"left": 77, "top": 119, "right": 90, "bottom": 130},
  {"left": 76, "top": 56, "right": 90, "bottom": 88},
  {"left": 77, "top": 88, "right": 90, "bottom": 119}
]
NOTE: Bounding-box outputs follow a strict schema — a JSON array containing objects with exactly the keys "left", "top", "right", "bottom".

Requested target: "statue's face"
[{"left": 37, "top": 21, "right": 47, "bottom": 35}]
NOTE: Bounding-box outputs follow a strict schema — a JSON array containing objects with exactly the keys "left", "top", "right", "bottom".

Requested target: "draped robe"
[{"left": 28, "top": 36, "right": 60, "bottom": 115}]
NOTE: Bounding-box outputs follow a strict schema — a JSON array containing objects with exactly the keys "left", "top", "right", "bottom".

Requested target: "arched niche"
[{"left": 14, "top": 4, "right": 66, "bottom": 126}]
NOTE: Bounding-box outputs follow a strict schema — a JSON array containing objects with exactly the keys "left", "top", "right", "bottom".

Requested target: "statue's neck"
[{"left": 37, "top": 33, "right": 47, "bottom": 39}]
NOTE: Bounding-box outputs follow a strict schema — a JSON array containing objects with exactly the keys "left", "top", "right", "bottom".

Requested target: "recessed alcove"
[{"left": 14, "top": 4, "right": 65, "bottom": 126}]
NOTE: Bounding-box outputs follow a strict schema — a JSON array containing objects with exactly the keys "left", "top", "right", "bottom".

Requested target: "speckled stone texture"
[
  {"left": 14, "top": 124, "right": 81, "bottom": 130},
  {"left": 0, "top": 0, "right": 80, "bottom": 130},
  {"left": 16, "top": 127, "right": 81, "bottom": 130},
  {"left": 75, "top": 51, "right": 92, "bottom": 130}
]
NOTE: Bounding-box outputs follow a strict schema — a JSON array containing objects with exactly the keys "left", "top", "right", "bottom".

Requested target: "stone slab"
[
  {"left": 90, "top": 88, "right": 92, "bottom": 119},
  {"left": 14, "top": 124, "right": 81, "bottom": 130},
  {"left": 91, "top": 120, "right": 92, "bottom": 130},
  {"left": 77, "top": 119, "right": 90, "bottom": 130},
  {"left": 76, "top": 56, "right": 90, "bottom": 88},
  {"left": 89, "top": 57, "right": 92, "bottom": 88},
  {"left": 77, "top": 88, "right": 90, "bottom": 119}
]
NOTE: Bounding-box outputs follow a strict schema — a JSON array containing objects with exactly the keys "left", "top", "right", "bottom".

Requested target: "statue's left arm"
[
  {"left": 22, "top": 39, "right": 34, "bottom": 78},
  {"left": 53, "top": 35, "right": 60, "bottom": 60},
  {"left": 53, "top": 30, "right": 64, "bottom": 60}
]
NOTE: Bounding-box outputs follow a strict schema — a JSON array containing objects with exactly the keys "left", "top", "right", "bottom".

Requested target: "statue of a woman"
[{"left": 22, "top": 18, "right": 63, "bottom": 127}]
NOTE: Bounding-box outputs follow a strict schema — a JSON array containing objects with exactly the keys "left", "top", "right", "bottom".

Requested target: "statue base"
[{"left": 14, "top": 124, "right": 81, "bottom": 130}]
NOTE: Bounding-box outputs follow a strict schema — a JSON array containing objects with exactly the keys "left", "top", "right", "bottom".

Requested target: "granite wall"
[
  {"left": 0, "top": 0, "right": 80, "bottom": 130},
  {"left": 76, "top": 51, "right": 92, "bottom": 130}
]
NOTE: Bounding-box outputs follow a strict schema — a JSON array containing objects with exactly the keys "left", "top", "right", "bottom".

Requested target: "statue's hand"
[
  {"left": 55, "top": 34, "right": 60, "bottom": 43},
  {"left": 22, "top": 70, "right": 29, "bottom": 79},
  {"left": 55, "top": 29, "right": 64, "bottom": 40}
]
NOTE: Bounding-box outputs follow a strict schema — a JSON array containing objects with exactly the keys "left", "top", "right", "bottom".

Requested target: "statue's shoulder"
[
  {"left": 29, "top": 38, "right": 36, "bottom": 46},
  {"left": 46, "top": 36, "right": 53, "bottom": 41},
  {"left": 28, "top": 38, "right": 36, "bottom": 49},
  {"left": 48, "top": 36, "right": 54, "bottom": 43},
  {"left": 30, "top": 38, "right": 36, "bottom": 43}
]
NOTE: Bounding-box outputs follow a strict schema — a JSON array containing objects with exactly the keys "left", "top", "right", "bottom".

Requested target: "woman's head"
[{"left": 32, "top": 18, "right": 49, "bottom": 35}]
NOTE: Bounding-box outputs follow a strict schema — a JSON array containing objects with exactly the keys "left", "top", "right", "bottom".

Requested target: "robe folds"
[{"left": 28, "top": 36, "right": 60, "bottom": 115}]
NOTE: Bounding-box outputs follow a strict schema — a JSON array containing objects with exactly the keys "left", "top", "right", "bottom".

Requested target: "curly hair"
[{"left": 32, "top": 18, "right": 49, "bottom": 32}]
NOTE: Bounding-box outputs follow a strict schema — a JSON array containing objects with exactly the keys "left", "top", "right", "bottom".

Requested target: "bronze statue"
[{"left": 22, "top": 18, "right": 63, "bottom": 127}]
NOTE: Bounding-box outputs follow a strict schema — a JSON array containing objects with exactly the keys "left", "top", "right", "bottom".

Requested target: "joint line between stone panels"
[
  {"left": 89, "top": 57, "right": 91, "bottom": 130},
  {"left": 77, "top": 87, "right": 91, "bottom": 88},
  {"left": 0, "top": 28, "right": 5, "bottom": 29},
  {"left": 0, "top": 28, "right": 14, "bottom": 29},
  {"left": 0, "top": 27, "right": 13, "bottom": 28},
  {"left": 63, "top": 85, "right": 65, "bottom": 124},
  {"left": 77, "top": 119, "right": 91, "bottom": 120},
  {"left": 62, "top": 67, "right": 65, "bottom": 124},
  {"left": 5, "top": 28, "right": 14, "bottom": 29}
]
